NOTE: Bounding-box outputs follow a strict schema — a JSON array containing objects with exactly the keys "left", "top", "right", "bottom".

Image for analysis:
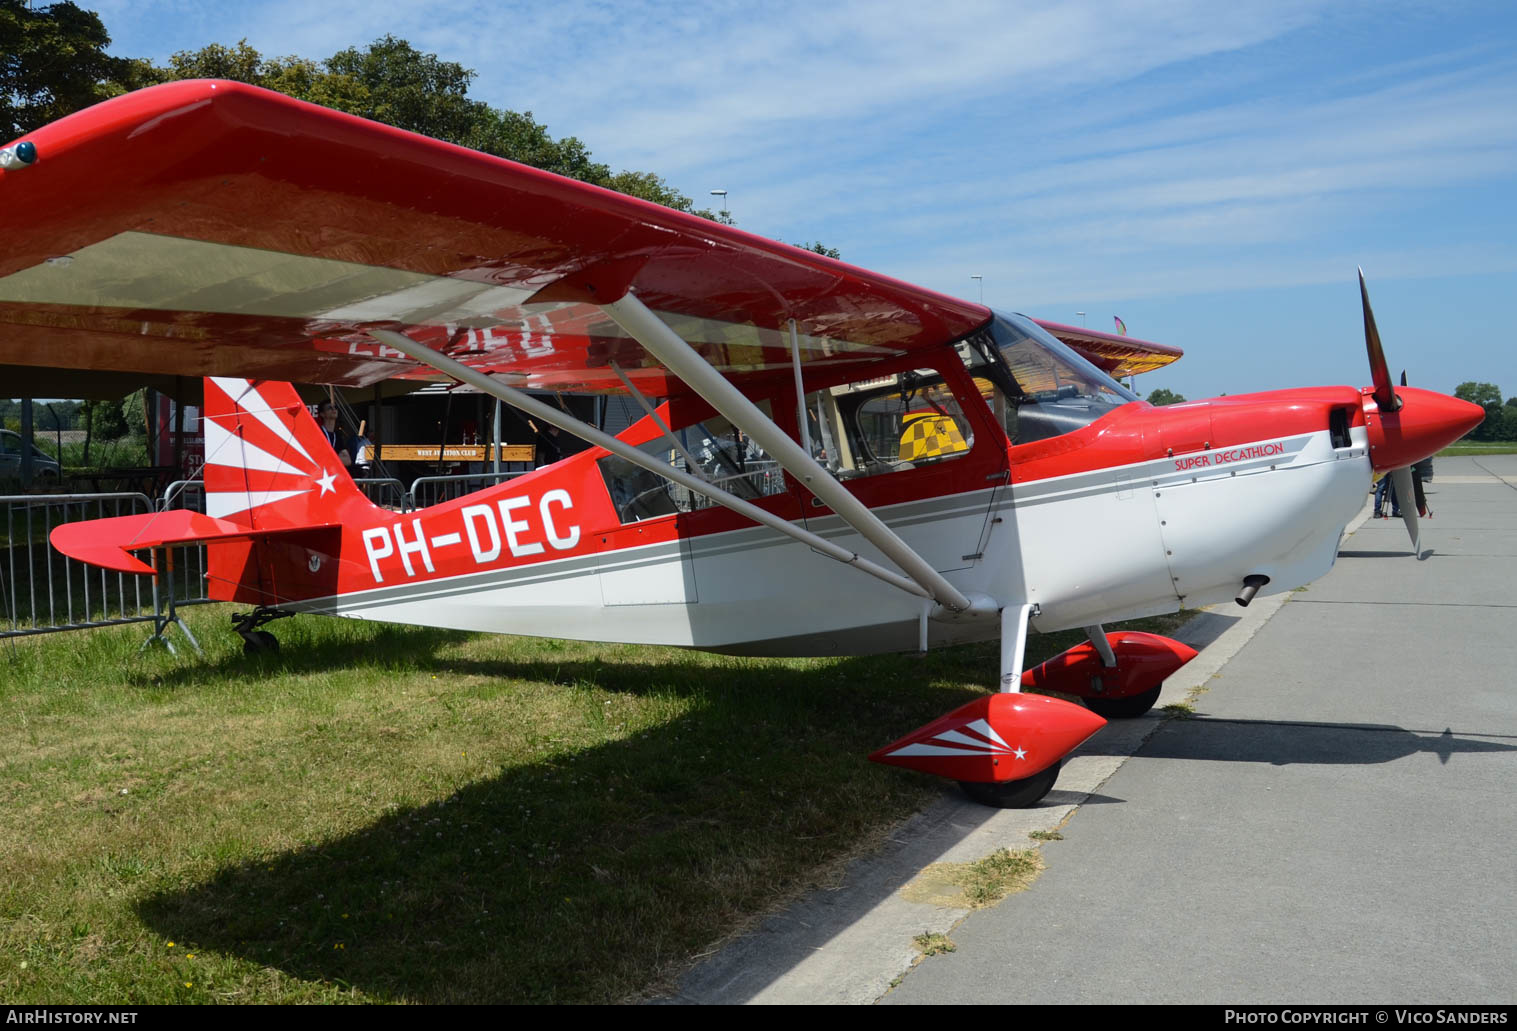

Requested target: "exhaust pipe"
[{"left": 1235, "top": 574, "right": 1270, "bottom": 607}]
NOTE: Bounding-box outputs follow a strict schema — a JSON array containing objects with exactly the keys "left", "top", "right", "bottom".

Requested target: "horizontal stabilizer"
[{"left": 50, "top": 510, "right": 335, "bottom": 575}]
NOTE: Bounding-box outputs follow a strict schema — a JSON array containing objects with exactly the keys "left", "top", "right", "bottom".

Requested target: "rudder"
[{"left": 202, "top": 377, "right": 376, "bottom": 530}]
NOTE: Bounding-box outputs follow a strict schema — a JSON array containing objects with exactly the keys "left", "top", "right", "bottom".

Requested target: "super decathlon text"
[
  {"left": 1174, "top": 441, "right": 1285, "bottom": 472},
  {"left": 6, "top": 1014, "right": 138, "bottom": 1024},
  {"left": 362, "top": 489, "right": 581, "bottom": 583}
]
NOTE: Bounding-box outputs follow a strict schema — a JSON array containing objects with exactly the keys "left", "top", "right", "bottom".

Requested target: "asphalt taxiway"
[{"left": 669, "top": 455, "right": 1517, "bottom": 1005}]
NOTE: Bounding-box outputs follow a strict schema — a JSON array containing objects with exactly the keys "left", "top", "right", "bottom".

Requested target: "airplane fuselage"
[{"left": 228, "top": 387, "right": 1371, "bottom": 657}]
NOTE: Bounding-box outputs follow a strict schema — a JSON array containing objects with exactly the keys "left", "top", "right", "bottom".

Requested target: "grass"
[
  {"left": 1438, "top": 440, "right": 1517, "bottom": 456},
  {"left": 958, "top": 848, "right": 1043, "bottom": 908},
  {"left": 899, "top": 846, "right": 1047, "bottom": 911},
  {"left": 0, "top": 604, "right": 1188, "bottom": 1004},
  {"left": 912, "top": 932, "right": 956, "bottom": 957}
]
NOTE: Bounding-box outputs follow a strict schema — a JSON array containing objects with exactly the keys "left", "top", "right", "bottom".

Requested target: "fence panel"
[
  {"left": 2, "top": 465, "right": 457, "bottom": 643},
  {"left": 1, "top": 492, "right": 205, "bottom": 639},
  {"left": 407, "top": 470, "right": 531, "bottom": 510},
  {"left": 353, "top": 477, "right": 408, "bottom": 510},
  {"left": 156, "top": 481, "right": 211, "bottom": 607}
]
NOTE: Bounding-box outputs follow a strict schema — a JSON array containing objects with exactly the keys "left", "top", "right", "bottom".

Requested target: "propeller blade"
[
  {"left": 1400, "top": 369, "right": 1408, "bottom": 387},
  {"left": 1360, "top": 268, "right": 1398, "bottom": 412},
  {"left": 1391, "top": 465, "right": 1421, "bottom": 558}
]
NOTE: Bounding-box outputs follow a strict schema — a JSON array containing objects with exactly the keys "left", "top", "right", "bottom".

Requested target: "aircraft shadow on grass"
[
  {"left": 133, "top": 637, "right": 1017, "bottom": 1003},
  {"left": 143, "top": 616, "right": 1437, "bottom": 1001}
]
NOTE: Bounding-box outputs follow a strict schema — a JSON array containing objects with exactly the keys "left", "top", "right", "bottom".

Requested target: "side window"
[
  {"left": 803, "top": 369, "right": 975, "bottom": 480},
  {"left": 597, "top": 401, "right": 784, "bottom": 523}
]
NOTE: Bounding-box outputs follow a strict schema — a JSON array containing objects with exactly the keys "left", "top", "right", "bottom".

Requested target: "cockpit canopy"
[{"left": 962, "top": 312, "right": 1138, "bottom": 446}]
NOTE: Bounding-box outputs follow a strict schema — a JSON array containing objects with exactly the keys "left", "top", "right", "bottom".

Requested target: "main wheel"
[
  {"left": 1084, "top": 683, "right": 1161, "bottom": 719},
  {"left": 958, "top": 761, "right": 1061, "bottom": 809},
  {"left": 242, "top": 630, "right": 279, "bottom": 655}
]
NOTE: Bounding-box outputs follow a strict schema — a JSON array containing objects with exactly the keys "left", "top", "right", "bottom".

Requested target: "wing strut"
[
  {"left": 367, "top": 329, "right": 933, "bottom": 601},
  {"left": 600, "top": 293, "right": 977, "bottom": 614}
]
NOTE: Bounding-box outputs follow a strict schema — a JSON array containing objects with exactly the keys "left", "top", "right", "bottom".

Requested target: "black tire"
[
  {"left": 958, "top": 761, "right": 1061, "bottom": 809},
  {"left": 1084, "top": 683, "right": 1162, "bottom": 719},
  {"left": 242, "top": 630, "right": 279, "bottom": 655}
]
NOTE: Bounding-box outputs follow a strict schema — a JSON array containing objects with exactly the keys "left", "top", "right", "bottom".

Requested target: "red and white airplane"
[{"left": 2, "top": 81, "right": 1483, "bottom": 807}]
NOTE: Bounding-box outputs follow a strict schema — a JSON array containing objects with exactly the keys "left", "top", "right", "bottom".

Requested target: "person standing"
[{"left": 316, "top": 400, "right": 352, "bottom": 467}]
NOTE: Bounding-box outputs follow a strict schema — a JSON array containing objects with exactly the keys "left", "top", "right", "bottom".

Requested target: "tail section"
[{"left": 202, "top": 377, "right": 376, "bottom": 529}]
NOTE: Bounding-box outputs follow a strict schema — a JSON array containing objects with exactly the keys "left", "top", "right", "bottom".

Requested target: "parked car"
[{"left": 0, "top": 429, "right": 62, "bottom": 486}]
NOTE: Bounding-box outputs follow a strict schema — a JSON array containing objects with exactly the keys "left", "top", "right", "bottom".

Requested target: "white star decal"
[
  {"left": 316, "top": 468, "right": 337, "bottom": 496},
  {"left": 1012, "top": 747, "right": 1027, "bottom": 760}
]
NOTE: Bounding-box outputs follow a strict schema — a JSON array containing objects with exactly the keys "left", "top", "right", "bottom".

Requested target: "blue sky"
[{"left": 92, "top": 0, "right": 1517, "bottom": 401}]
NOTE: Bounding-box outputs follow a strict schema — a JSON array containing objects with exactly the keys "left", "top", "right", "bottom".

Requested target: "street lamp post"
[
  {"left": 710, "top": 189, "right": 729, "bottom": 220},
  {"left": 1076, "top": 311, "right": 1086, "bottom": 327},
  {"left": 970, "top": 274, "right": 983, "bottom": 304}
]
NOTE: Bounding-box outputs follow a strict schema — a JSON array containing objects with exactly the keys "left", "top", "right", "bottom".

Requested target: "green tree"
[
  {"left": 322, "top": 36, "right": 481, "bottom": 142},
  {"left": 1496, "top": 405, "right": 1517, "bottom": 443},
  {"left": 153, "top": 36, "right": 720, "bottom": 218},
  {"left": 163, "top": 39, "right": 263, "bottom": 83},
  {"left": 13, "top": 11, "right": 729, "bottom": 222},
  {"left": 1453, "top": 381, "right": 1502, "bottom": 441},
  {"left": 81, "top": 397, "right": 128, "bottom": 439},
  {"left": 1146, "top": 388, "right": 1186, "bottom": 406},
  {"left": 0, "top": 0, "right": 133, "bottom": 136},
  {"left": 795, "top": 241, "right": 842, "bottom": 259}
]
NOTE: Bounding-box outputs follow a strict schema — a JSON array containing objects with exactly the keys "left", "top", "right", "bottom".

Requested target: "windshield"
[{"left": 959, "top": 312, "right": 1137, "bottom": 445}]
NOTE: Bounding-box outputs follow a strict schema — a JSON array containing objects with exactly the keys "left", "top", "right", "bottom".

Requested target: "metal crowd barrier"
[
  {"left": 353, "top": 476, "right": 408, "bottom": 510},
  {"left": 0, "top": 491, "right": 206, "bottom": 642},
  {"left": 1, "top": 467, "right": 534, "bottom": 646},
  {"left": 156, "top": 481, "right": 212, "bottom": 615},
  {"left": 406, "top": 470, "right": 530, "bottom": 510}
]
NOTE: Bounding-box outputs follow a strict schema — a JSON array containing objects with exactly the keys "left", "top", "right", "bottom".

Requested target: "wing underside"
[
  {"left": 0, "top": 80, "right": 1178, "bottom": 395},
  {"left": 0, "top": 80, "right": 989, "bottom": 395}
]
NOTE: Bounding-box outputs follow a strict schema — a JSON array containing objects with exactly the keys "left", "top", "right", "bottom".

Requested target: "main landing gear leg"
[
  {"left": 1080, "top": 622, "right": 1161, "bottom": 719},
  {"left": 871, "top": 603, "right": 1105, "bottom": 810},
  {"left": 232, "top": 607, "right": 294, "bottom": 655},
  {"left": 962, "top": 603, "right": 1062, "bottom": 808}
]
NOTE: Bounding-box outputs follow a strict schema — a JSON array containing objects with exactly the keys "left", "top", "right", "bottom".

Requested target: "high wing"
[
  {"left": 0, "top": 80, "right": 1179, "bottom": 393},
  {"left": 1033, "top": 321, "right": 1181, "bottom": 379},
  {"left": 0, "top": 80, "right": 994, "bottom": 395}
]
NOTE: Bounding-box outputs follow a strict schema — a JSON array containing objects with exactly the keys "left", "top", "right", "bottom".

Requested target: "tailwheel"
[
  {"left": 1084, "top": 683, "right": 1162, "bottom": 720},
  {"left": 242, "top": 630, "right": 279, "bottom": 655},
  {"left": 958, "top": 761, "right": 1061, "bottom": 809},
  {"left": 232, "top": 607, "right": 294, "bottom": 656}
]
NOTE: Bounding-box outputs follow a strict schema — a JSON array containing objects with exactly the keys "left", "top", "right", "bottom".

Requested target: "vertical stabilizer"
[{"left": 201, "top": 377, "right": 375, "bottom": 530}]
